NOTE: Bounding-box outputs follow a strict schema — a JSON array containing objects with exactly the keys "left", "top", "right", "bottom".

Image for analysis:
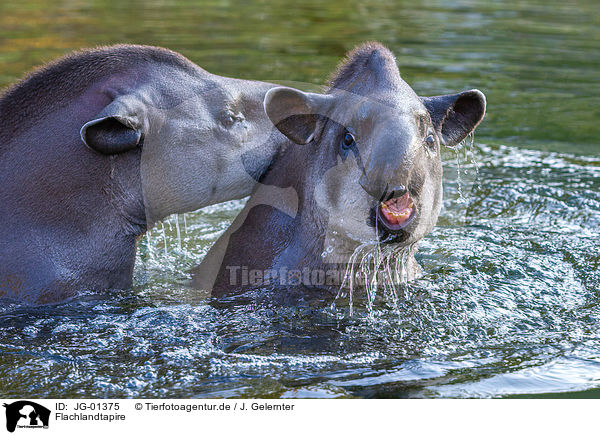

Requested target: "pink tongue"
[{"left": 380, "top": 193, "right": 413, "bottom": 226}]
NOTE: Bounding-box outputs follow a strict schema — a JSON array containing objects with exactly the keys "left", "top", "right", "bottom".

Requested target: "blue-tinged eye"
[{"left": 342, "top": 132, "right": 355, "bottom": 149}]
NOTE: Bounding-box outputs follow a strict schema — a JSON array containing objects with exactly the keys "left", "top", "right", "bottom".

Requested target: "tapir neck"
[
  {"left": 0, "top": 118, "right": 146, "bottom": 303},
  {"left": 205, "top": 140, "right": 356, "bottom": 296},
  {"left": 246, "top": 142, "right": 333, "bottom": 270},
  {"left": 105, "top": 150, "right": 148, "bottom": 236}
]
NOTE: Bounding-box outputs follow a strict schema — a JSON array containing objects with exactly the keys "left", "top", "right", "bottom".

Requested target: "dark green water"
[{"left": 0, "top": 0, "right": 599, "bottom": 398}]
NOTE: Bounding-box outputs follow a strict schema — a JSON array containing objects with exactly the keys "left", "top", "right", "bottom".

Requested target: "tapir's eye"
[
  {"left": 342, "top": 132, "right": 355, "bottom": 149},
  {"left": 425, "top": 134, "right": 436, "bottom": 148}
]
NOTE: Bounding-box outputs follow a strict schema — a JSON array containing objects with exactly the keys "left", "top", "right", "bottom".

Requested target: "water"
[{"left": 1, "top": 0, "right": 599, "bottom": 398}]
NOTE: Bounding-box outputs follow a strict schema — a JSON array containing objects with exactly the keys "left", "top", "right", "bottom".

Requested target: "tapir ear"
[
  {"left": 264, "top": 87, "right": 334, "bottom": 145},
  {"left": 421, "top": 89, "right": 486, "bottom": 147},
  {"left": 80, "top": 96, "right": 144, "bottom": 155}
]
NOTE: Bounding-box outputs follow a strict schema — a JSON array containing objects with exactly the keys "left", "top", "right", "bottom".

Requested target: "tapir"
[
  {"left": 192, "top": 42, "right": 486, "bottom": 298},
  {"left": 0, "top": 45, "right": 284, "bottom": 303}
]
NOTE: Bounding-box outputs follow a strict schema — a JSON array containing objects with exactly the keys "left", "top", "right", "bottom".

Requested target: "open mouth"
[{"left": 376, "top": 191, "right": 416, "bottom": 232}]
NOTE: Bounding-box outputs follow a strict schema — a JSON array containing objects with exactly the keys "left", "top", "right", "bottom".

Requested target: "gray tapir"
[
  {"left": 192, "top": 42, "right": 486, "bottom": 298},
  {"left": 0, "top": 44, "right": 284, "bottom": 304}
]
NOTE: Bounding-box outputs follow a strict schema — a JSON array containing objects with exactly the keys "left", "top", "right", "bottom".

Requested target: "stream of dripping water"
[
  {"left": 144, "top": 214, "right": 189, "bottom": 262},
  {"left": 161, "top": 222, "right": 168, "bottom": 256},
  {"left": 174, "top": 215, "right": 182, "bottom": 250}
]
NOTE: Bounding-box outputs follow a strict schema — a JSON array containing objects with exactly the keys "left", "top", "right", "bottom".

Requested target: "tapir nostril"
[{"left": 386, "top": 185, "right": 407, "bottom": 201}]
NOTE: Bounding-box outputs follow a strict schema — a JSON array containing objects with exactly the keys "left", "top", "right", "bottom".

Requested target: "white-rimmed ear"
[
  {"left": 421, "top": 89, "right": 486, "bottom": 146},
  {"left": 81, "top": 95, "right": 145, "bottom": 155},
  {"left": 264, "top": 87, "right": 334, "bottom": 145}
]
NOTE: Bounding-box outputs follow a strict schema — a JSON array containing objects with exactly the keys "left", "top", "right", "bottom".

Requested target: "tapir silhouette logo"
[{"left": 3, "top": 401, "right": 50, "bottom": 433}]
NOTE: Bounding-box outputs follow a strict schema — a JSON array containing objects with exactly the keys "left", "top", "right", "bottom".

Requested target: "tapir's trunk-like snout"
[{"left": 358, "top": 120, "right": 414, "bottom": 201}]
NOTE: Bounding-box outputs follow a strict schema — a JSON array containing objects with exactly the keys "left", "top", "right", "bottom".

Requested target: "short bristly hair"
[{"left": 327, "top": 42, "right": 401, "bottom": 95}]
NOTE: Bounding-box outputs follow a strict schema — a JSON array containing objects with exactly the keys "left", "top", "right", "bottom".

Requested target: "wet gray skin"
[
  {"left": 193, "top": 42, "right": 486, "bottom": 298},
  {"left": 0, "top": 45, "right": 284, "bottom": 304}
]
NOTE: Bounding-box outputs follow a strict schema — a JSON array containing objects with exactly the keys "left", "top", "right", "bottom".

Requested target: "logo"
[{"left": 3, "top": 401, "right": 50, "bottom": 433}]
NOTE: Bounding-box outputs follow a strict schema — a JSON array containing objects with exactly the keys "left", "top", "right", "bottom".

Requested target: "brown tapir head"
[{"left": 264, "top": 42, "right": 486, "bottom": 250}]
